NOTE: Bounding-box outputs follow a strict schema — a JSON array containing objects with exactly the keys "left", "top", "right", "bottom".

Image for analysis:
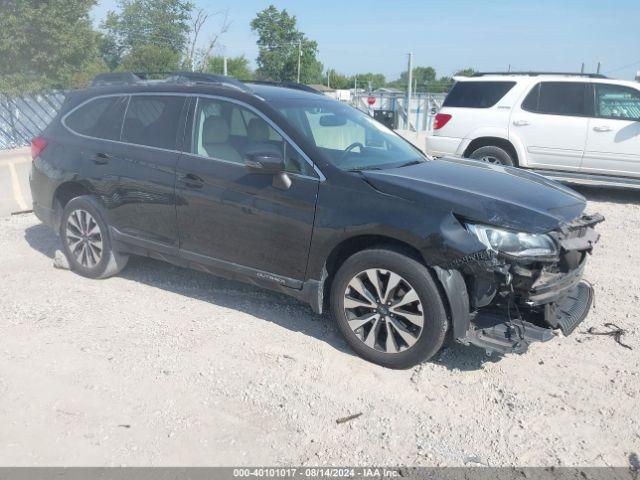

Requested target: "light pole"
[
  {"left": 297, "top": 40, "right": 302, "bottom": 83},
  {"left": 406, "top": 52, "right": 413, "bottom": 130}
]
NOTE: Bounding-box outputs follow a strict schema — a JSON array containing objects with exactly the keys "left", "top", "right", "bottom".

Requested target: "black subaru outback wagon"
[{"left": 30, "top": 72, "right": 603, "bottom": 368}]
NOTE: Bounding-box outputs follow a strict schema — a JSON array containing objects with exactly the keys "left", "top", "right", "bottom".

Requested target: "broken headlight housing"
[{"left": 466, "top": 223, "right": 558, "bottom": 258}]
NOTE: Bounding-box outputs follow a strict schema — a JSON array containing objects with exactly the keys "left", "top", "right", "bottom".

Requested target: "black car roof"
[
  {"left": 250, "top": 83, "right": 326, "bottom": 101},
  {"left": 74, "top": 81, "right": 326, "bottom": 105}
]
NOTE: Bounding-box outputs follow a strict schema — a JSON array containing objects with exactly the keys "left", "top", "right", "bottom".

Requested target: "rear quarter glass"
[
  {"left": 443, "top": 81, "right": 516, "bottom": 108},
  {"left": 65, "top": 96, "right": 128, "bottom": 140}
]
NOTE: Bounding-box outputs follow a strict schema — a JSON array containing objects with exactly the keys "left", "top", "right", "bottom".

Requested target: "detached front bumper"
[
  {"left": 526, "top": 255, "right": 587, "bottom": 305},
  {"left": 464, "top": 281, "right": 594, "bottom": 355},
  {"left": 454, "top": 213, "right": 603, "bottom": 355}
]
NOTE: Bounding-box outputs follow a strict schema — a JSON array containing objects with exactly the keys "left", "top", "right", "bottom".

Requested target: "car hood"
[{"left": 362, "top": 157, "right": 586, "bottom": 233}]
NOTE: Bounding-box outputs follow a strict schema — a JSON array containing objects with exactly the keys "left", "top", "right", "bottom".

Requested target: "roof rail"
[
  {"left": 165, "top": 71, "right": 252, "bottom": 92},
  {"left": 91, "top": 72, "right": 142, "bottom": 86},
  {"left": 90, "top": 71, "right": 252, "bottom": 92},
  {"left": 247, "top": 80, "right": 324, "bottom": 94},
  {"left": 472, "top": 71, "right": 608, "bottom": 79}
]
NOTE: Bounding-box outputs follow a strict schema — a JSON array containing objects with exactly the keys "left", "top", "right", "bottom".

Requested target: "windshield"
[{"left": 271, "top": 98, "right": 426, "bottom": 171}]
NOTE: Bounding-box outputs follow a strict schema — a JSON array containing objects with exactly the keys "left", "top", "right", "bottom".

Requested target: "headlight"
[{"left": 466, "top": 223, "right": 558, "bottom": 257}]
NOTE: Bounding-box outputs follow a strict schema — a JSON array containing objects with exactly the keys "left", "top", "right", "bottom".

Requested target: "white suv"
[{"left": 426, "top": 73, "right": 640, "bottom": 186}]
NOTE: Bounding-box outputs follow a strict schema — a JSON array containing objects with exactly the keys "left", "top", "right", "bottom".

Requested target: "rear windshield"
[{"left": 443, "top": 81, "right": 516, "bottom": 108}]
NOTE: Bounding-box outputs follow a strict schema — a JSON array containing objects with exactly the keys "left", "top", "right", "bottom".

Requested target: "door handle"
[
  {"left": 180, "top": 173, "right": 204, "bottom": 189},
  {"left": 92, "top": 152, "right": 111, "bottom": 165},
  {"left": 593, "top": 125, "right": 612, "bottom": 132},
  {"left": 512, "top": 120, "right": 530, "bottom": 126}
]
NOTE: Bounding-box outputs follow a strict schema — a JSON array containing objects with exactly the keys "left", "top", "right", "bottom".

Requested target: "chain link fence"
[
  {"left": 0, "top": 92, "right": 65, "bottom": 149},
  {"left": 350, "top": 91, "right": 446, "bottom": 132}
]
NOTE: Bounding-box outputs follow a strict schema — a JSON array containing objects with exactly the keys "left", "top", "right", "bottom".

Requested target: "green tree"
[
  {"left": 454, "top": 68, "right": 476, "bottom": 77},
  {"left": 388, "top": 66, "right": 437, "bottom": 91},
  {"left": 420, "top": 69, "right": 474, "bottom": 93},
  {"left": 426, "top": 77, "right": 454, "bottom": 93},
  {"left": 101, "top": 0, "right": 193, "bottom": 72},
  {"left": 0, "top": 0, "right": 104, "bottom": 94},
  {"left": 353, "top": 73, "right": 387, "bottom": 91},
  {"left": 97, "top": 30, "right": 124, "bottom": 72},
  {"left": 204, "top": 55, "right": 254, "bottom": 80},
  {"left": 119, "top": 45, "right": 182, "bottom": 73},
  {"left": 404, "top": 66, "right": 437, "bottom": 85},
  {"left": 325, "top": 69, "right": 350, "bottom": 89},
  {"left": 250, "top": 5, "right": 323, "bottom": 83}
]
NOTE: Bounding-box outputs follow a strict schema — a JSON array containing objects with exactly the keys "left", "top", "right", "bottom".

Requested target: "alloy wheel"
[
  {"left": 343, "top": 268, "right": 424, "bottom": 354},
  {"left": 65, "top": 209, "right": 103, "bottom": 268}
]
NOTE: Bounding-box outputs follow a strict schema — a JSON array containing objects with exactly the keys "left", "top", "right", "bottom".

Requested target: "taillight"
[
  {"left": 31, "top": 136, "right": 48, "bottom": 159},
  {"left": 433, "top": 113, "right": 452, "bottom": 130}
]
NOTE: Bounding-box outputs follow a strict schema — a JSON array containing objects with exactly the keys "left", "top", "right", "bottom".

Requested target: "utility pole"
[
  {"left": 297, "top": 40, "right": 302, "bottom": 83},
  {"left": 406, "top": 52, "right": 413, "bottom": 130},
  {"left": 223, "top": 56, "right": 228, "bottom": 76},
  {"left": 581, "top": 63, "right": 585, "bottom": 74},
  {"left": 597, "top": 62, "right": 601, "bottom": 75},
  {"left": 327, "top": 70, "right": 330, "bottom": 88}
]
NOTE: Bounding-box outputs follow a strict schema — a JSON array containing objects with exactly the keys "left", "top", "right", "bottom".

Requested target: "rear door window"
[
  {"left": 522, "top": 82, "right": 591, "bottom": 116},
  {"left": 122, "top": 95, "right": 186, "bottom": 150},
  {"left": 65, "top": 96, "right": 128, "bottom": 140},
  {"left": 443, "top": 81, "right": 516, "bottom": 108}
]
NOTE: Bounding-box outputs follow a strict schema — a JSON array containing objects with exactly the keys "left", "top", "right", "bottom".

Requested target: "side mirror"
[
  {"left": 245, "top": 152, "right": 285, "bottom": 174},
  {"left": 245, "top": 151, "right": 291, "bottom": 190}
]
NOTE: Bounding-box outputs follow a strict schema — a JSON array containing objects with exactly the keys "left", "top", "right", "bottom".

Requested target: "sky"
[{"left": 91, "top": 0, "right": 640, "bottom": 81}]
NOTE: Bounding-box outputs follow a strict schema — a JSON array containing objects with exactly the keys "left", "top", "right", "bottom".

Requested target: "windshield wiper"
[
  {"left": 347, "top": 166, "right": 383, "bottom": 172},
  {"left": 348, "top": 159, "right": 424, "bottom": 172},
  {"left": 396, "top": 159, "right": 424, "bottom": 168}
]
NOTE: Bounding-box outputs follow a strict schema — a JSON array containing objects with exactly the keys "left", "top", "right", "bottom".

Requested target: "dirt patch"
[{"left": 0, "top": 187, "right": 638, "bottom": 466}]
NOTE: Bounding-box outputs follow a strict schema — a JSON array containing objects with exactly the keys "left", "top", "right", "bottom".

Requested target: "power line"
[{"left": 605, "top": 59, "right": 640, "bottom": 74}]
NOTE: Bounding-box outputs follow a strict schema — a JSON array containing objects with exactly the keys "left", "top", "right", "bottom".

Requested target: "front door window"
[{"left": 192, "top": 97, "right": 313, "bottom": 176}]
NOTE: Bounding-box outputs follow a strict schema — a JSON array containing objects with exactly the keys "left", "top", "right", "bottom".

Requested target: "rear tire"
[
  {"left": 60, "top": 195, "right": 128, "bottom": 279},
  {"left": 330, "top": 249, "right": 448, "bottom": 369},
  {"left": 469, "top": 145, "right": 515, "bottom": 166}
]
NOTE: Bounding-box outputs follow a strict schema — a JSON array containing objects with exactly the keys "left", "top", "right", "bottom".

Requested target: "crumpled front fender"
[{"left": 432, "top": 266, "right": 471, "bottom": 340}]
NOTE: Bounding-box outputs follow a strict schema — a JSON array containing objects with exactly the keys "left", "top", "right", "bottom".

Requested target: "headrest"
[
  {"left": 202, "top": 116, "right": 229, "bottom": 144},
  {"left": 247, "top": 118, "right": 270, "bottom": 142}
]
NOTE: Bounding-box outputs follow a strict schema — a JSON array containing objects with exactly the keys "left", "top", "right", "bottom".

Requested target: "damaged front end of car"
[{"left": 439, "top": 213, "right": 605, "bottom": 355}]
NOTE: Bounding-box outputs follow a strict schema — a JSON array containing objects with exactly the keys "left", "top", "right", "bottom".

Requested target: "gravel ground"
[{"left": 0, "top": 187, "right": 638, "bottom": 467}]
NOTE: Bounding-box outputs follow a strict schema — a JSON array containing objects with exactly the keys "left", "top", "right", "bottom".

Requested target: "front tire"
[
  {"left": 468, "top": 145, "right": 515, "bottom": 166},
  {"left": 330, "top": 249, "right": 448, "bottom": 369},
  {"left": 60, "top": 195, "right": 128, "bottom": 279}
]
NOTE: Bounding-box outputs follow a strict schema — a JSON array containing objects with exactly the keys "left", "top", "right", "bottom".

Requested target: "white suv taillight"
[{"left": 433, "top": 113, "right": 452, "bottom": 130}]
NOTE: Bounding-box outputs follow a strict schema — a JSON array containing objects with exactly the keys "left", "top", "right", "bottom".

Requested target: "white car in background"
[{"left": 426, "top": 72, "right": 640, "bottom": 187}]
